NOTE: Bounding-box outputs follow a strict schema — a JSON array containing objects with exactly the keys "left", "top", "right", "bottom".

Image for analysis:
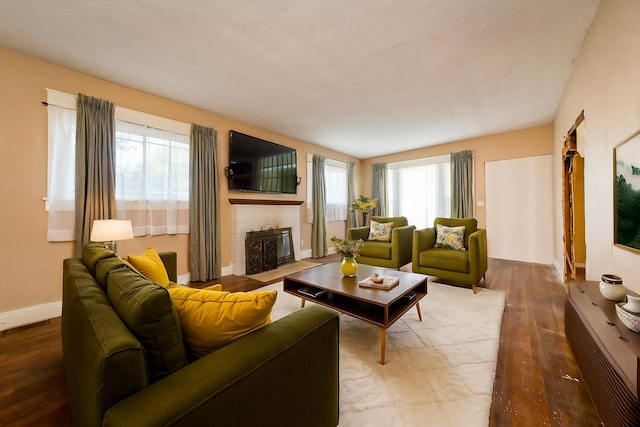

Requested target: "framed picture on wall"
[{"left": 614, "top": 129, "right": 640, "bottom": 252}]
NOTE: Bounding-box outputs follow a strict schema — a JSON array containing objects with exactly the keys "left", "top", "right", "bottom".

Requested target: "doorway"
[{"left": 562, "top": 111, "right": 586, "bottom": 282}]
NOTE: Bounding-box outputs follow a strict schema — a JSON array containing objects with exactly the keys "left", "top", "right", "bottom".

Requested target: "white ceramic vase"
[
  {"left": 624, "top": 294, "right": 640, "bottom": 314},
  {"left": 599, "top": 274, "right": 625, "bottom": 301}
]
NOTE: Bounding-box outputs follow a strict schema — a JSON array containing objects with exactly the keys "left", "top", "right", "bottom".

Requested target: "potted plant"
[
  {"left": 351, "top": 195, "right": 378, "bottom": 225},
  {"left": 330, "top": 236, "right": 364, "bottom": 277}
]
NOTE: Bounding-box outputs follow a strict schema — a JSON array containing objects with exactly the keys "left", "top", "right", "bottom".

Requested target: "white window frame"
[{"left": 45, "top": 89, "right": 191, "bottom": 241}]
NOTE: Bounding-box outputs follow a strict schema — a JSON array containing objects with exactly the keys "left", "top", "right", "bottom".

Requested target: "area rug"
[
  {"left": 259, "top": 280, "right": 506, "bottom": 427},
  {"left": 245, "top": 260, "right": 320, "bottom": 282}
]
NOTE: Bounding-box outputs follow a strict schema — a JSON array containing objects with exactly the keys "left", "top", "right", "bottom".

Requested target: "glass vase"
[{"left": 341, "top": 256, "right": 358, "bottom": 277}]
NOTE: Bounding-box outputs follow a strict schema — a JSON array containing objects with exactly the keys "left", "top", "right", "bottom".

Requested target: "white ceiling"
[{"left": 0, "top": 0, "right": 600, "bottom": 158}]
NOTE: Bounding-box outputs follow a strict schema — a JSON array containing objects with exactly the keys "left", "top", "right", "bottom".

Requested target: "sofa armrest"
[
  {"left": 347, "top": 226, "right": 369, "bottom": 241},
  {"left": 103, "top": 305, "right": 340, "bottom": 427},
  {"left": 158, "top": 252, "right": 177, "bottom": 283}
]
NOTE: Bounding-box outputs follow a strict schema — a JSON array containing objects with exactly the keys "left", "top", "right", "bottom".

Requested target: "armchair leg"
[{"left": 472, "top": 283, "right": 477, "bottom": 294}]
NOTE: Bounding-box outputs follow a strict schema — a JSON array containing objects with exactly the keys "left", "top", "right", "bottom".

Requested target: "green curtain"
[
  {"left": 346, "top": 161, "right": 357, "bottom": 229},
  {"left": 74, "top": 93, "right": 116, "bottom": 256},
  {"left": 189, "top": 124, "right": 221, "bottom": 281},
  {"left": 451, "top": 149, "right": 474, "bottom": 218},
  {"left": 372, "top": 163, "right": 388, "bottom": 217},
  {"left": 311, "top": 155, "right": 327, "bottom": 258}
]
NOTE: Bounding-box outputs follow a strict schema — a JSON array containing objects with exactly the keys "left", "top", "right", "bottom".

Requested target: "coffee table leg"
[
  {"left": 380, "top": 329, "right": 386, "bottom": 365},
  {"left": 416, "top": 302, "right": 422, "bottom": 321},
  {"left": 300, "top": 299, "right": 305, "bottom": 308}
]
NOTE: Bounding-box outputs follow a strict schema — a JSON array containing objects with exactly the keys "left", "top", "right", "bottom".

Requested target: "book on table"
[{"left": 358, "top": 276, "right": 400, "bottom": 290}]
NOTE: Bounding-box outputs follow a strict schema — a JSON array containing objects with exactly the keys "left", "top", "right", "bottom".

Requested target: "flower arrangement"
[
  {"left": 351, "top": 195, "right": 378, "bottom": 214},
  {"left": 330, "top": 236, "right": 364, "bottom": 258}
]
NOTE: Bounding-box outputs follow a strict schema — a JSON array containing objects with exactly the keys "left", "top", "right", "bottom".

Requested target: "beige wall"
[
  {"left": 553, "top": 0, "right": 640, "bottom": 292},
  {"left": 360, "top": 125, "right": 553, "bottom": 229},
  {"left": 0, "top": 48, "right": 357, "bottom": 313}
]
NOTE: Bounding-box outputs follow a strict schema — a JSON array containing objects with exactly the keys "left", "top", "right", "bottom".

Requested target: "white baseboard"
[
  {"left": 221, "top": 264, "right": 233, "bottom": 277},
  {"left": 0, "top": 301, "right": 62, "bottom": 332},
  {"left": 300, "top": 249, "right": 313, "bottom": 259}
]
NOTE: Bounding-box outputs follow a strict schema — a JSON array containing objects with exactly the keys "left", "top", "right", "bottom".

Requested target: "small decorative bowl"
[
  {"left": 599, "top": 274, "right": 625, "bottom": 301},
  {"left": 616, "top": 302, "right": 640, "bottom": 333}
]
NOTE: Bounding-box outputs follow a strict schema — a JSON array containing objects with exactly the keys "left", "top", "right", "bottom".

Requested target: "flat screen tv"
[{"left": 227, "top": 130, "right": 298, "bottom": 194}]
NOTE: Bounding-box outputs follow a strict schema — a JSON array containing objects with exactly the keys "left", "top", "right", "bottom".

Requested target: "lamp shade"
[{"left": 90, "top": 219, "right": 134, "bottom": 242}]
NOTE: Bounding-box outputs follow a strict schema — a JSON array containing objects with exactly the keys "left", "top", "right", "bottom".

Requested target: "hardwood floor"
[{"left": 0, "top": 256, "right": 600, "bottom": 426}]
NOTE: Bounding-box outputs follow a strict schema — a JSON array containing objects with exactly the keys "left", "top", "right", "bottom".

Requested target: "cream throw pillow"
[
  {"left": 168, "top": 286, "right": 277, "bottom": 358},
  {"left": 434, "top": 224, "right": 466, "bottom": 250},
  {"left": 368, "top": 220, "right": 394, "bottom": 241}
]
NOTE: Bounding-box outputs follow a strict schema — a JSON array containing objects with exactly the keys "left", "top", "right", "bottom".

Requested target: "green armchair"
[
  {"left": 346, "top": 216, "right": 415, "bottom": 269},
  {"left": 412, "top": 217, "right": 488, "bottom": 293}
]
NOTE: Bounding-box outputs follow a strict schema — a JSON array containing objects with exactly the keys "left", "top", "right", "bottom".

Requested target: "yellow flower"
[{"left": 351, "top": 195, "right": 378, "bottom": 213}]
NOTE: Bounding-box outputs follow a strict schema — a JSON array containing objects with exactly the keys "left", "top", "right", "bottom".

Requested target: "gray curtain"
[
  {"left": 74, "top": 93, "right": 116, "bottom": 256},
  {"left": 189, "top": 124, "right": 221, "bottom": 281},
  {"left": 372, "top": 163, "right": 388, "bottom": 216},
  {"left": 311, "top": 155, "right": 327, "bottom": 258},
  {"left": 451, "top": 150, "right": 474, "bottom": 218},
  {"left": 346, "top": 161, "right": 357, "bottom": 229}
]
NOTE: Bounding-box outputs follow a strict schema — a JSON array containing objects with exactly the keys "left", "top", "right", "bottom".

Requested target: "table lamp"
[{"left": 90, "top": 219, "right": 133, "bottom": 252}]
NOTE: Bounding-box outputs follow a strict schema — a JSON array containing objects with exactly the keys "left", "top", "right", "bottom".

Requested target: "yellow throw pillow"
[
  {"left": 168, "top": 286, "right": 277, "bottom": 358},
  {"left": 127, "top": 247, "right": 170, "bottom": 287},
  {"left": 368, "top": 220, "right": 394, "bottom": 241}
]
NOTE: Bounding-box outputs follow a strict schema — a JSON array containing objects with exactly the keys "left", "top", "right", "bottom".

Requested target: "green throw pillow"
[
  {"left": 434, "top": 224, "right": 466, "bottom": 250},
  {"left": 107, "top": 268, "right": 188, "bottom": 383},
  {"left": 369, "top": 220, "right": 393, "bottom": 242}
]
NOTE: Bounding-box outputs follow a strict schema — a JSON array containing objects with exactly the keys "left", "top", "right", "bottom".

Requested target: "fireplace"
[
  {"left": 230, "top": 201, "right": 302, "bottom": 275},
  {"left": 245, "top": 227, "right": 295, "bottom": 274}
]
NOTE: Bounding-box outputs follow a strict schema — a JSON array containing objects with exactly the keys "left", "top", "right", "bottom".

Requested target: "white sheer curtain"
[
  {"left": 115, "top": 121, "right": 190, "bottom": 236},
  {"left": 388, "top": 155, "right": 451, "bottom": 229},
  {"left": 325, "top": 159, "right": 347, "bottom": 221},
  {"left": 47, "top": 105, "right": 77, "bottom": 241}
]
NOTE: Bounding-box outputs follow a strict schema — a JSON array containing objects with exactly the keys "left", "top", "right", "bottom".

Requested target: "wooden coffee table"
[{"left": 283, "top": 263, "right": 428, "bottom": 364}]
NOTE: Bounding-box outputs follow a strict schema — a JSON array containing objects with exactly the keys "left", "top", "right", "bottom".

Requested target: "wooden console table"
[{"left": 565, "top": 281, "right": 640, "bottom": 425}]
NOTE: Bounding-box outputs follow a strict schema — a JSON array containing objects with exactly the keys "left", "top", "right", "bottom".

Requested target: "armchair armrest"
[
  {"left": 347, "top": 226, "right": 369, "bottom": 241},
  {"left": 467, "top": 229, "right": 488, "bottom": 279},
  {"left": 391, "top": 225, "right": 416, "bottom": 267},
  {"left": 103, "top": 305, "right": 340, "bottom": 427},
  {"left": 413, "top": 228, "right": 436, "bottom": 266}
]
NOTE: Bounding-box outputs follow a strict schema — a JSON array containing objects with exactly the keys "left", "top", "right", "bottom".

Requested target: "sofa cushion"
[
  {"left": 107, "top": 268, "right": 188, "bottom": 383},
  {"left": 127, "top": 247, "right": 170, "bottom": 287},
  {"left": 360, "top": 241, "right": 392, "bottom": 259},
  {"left": 420, "top": 248, "right": 470, "bottom": 273},
  {"left": 434, "top": 224, "right": 466, "bottom": 250},
  {"left": 368, "top": 220, "right": 393, "bottom": 242},
  {"left": 94, "top": 256, "right": 127, "bottom": 290},
  {"left": 168, "top": 286, "right": 277, "bottom": 358},
  {"left": 82, "top": 241, "right": 117, "bottom": 276}
]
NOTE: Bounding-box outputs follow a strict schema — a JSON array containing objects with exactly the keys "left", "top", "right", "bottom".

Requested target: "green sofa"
[
  {"left": 62, "top": 243, "right": 340, "bottom": 427},
  {"left": 412, "top": 217, "right": 488, "bottom": 294},
  {"left": 346, "top": 216, "right": 415, "bottom": 269}
]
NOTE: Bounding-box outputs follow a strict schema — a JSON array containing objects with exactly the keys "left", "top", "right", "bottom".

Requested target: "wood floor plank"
[{"left": 0, "top": 256, "right": 600, "bottom": 426}]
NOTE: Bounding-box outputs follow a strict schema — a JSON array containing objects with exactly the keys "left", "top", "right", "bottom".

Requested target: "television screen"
[{"left": 228, "top": 131, "right": 298, "bottom": 194}]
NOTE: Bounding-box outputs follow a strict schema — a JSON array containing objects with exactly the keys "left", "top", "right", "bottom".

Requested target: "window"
[
  {"left": 115, "top": 121, "right": 190, "bottom": 236},
  {"left": 325, "top": 159, "right": 348, "bottom": 221},
  {"left": 388, "top": 155, "right": 451, "bottom": 229},
  {"left": 306, "top": 156, "right": 348, "bottom": 222},
  {"left": 46, "top": 104, "right": 77, "bottom": 241},
  {"left": 46, "top": 89, "right": 190, "bottom": 241}
]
